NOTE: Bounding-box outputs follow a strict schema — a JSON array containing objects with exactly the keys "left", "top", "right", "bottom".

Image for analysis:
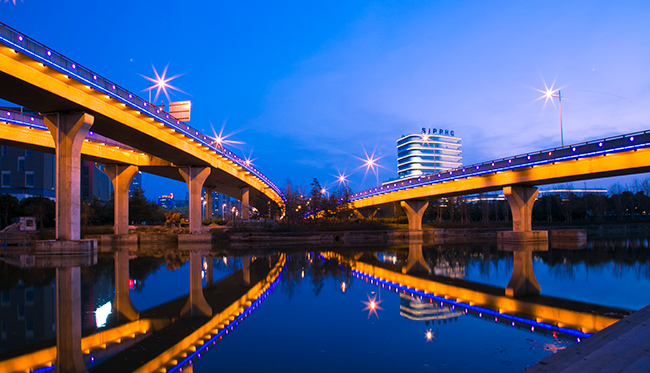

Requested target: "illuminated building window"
[
  {"left": 17, "top": 156, "right": 25, "bottom": 171},
  {"left": 26, "top": 149, "right": 34, "bottom": 157}
]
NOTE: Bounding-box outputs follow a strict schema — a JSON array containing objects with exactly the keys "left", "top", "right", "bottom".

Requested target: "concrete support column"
[
  {"left": 45, "top": 113, "right": 94, "bottom": 241},
  {"left": 241, "top": 187, "right": 250, "bottom": 220},
  {"left": 179, "top": 167, "right": 211, "bottom": 234},
  {"left": 204, "top": 188, "right": 214, "bottom": 221},
  {"left": 506, "top": 250, "right": 541, "bottom": 297},
  {"left": 400, "top": 200, "right": 429, "bottom": 231},
  {"left": 504, "top": 185, "right": 538, "bottom": 232},
  {"left": 105, "top": 165, "right": 138, "bottom": 235},
  {"left": 56, "top": 267, "right": 86, "bottom": 373},
  {"left": 113, "top": 250, "right": 139, "bottom": 322},
  {"left": 402, "top": 242, "right": 431, "bottom": 274},
  {"left": 181, "top": 251, "right": 212, "bottom": 318},
  {"left": 242, "top": 256, "right": 251, "bottom": 286}
]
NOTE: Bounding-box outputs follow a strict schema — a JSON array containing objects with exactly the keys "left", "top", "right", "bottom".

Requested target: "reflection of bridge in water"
[
  {"left": 326, "top": 243, "right": 631, "bottom": 341},
  {"left": 0, "top": 247, "right": 286, "bottom": 373}
]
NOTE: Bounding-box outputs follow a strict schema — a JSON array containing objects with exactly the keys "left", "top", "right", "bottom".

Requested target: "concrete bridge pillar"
[
  {"left": 44, "top": 113, "right": 94, "bottom": 241},
  {"left": 105, "top": 165, "right": 138, "bottom": 235},
  {"left": 242, "top": 256, "right": 251, "bottom": 286},
  {"left": 204, "top": 188, "right": 214, "bottom": 221},
  {"left": 180, "top": 250, "right": 212, "bottom": 318},
  {"left": 400, "top": 200, "right": 429, "bottom": 231},
  {"left": 112, "top": 250, "right": 139, "bottom": 322},
  {"left": 179, "top": 167, "right": 211, "bottom": 233},
  {"left": 504, "top": 185, "right": 537, "bottom": 232},
  {"left": 241, "top": 187, "right": 250, "bottom": 220},
  {"left": 56, "top": 267, "right": 86, "bottom": 373},
  {"left": 499, "top": 185, "right": 548, "bottom": 242},
  {"left": 402, "top": 241, "right": 431, "bottom": 274}
]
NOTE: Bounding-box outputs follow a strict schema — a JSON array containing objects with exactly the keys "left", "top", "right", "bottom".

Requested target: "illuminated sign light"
[{"left": 422, "top": 127, "right": 456, "bottom": 137}]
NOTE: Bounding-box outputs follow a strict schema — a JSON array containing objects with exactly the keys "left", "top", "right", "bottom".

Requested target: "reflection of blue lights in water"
[
  {"left": 350, "top": 269, "right": 591, "bottom": 341},
  {"left": 95, "top": 301, "right": 112, "bottom": 328},
  {"left": 167, "top": 263, "right": 286, "bottom": 373}
]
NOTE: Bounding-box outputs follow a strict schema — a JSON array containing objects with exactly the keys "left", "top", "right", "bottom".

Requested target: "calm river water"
[{"left": 1, "top": 236, "right": 649, "bottom": 372}]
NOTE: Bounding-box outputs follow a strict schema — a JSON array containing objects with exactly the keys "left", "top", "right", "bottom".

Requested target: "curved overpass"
[{"left": 0, "top": 22, "right": 284, "bottom": 236}]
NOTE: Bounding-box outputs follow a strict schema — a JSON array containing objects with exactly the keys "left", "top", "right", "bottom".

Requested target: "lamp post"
[{"left": 544, "top": 89, "right": 564, "bottom": 147}]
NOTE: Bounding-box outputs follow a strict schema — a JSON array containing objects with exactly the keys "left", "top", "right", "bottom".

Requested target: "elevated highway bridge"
[
  {"left": 351, "top": 130, "right": 650, "bottom": 238},
  {"left": 0, "top": 22, "right": 284, "bottom": 240}
]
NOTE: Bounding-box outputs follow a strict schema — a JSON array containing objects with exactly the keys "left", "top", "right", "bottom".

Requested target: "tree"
[
  {"left": 0, "top": 194, "right": 19, "bottom": 228},
  {"left": 19, "top": 196, "right": 55, "bottom": 229}
]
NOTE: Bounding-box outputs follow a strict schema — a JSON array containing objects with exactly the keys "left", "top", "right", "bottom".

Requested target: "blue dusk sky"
[{"left": 2, "top": 1, "right": 650, "bottom": 200}]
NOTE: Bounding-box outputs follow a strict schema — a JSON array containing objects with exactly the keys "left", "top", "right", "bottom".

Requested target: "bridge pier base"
[
  {"left": 498, "top": 185, "right": 548, "bottom": 242},
  {"left": 44, "top": 113, "right": 94, "bottom": 242},
  {"left": 112, "top": 250, "right": 139, "bottom": 322},
  {"left": 179, "top": 167, "right": 211, "bottom": 234},
  {"left": 106, "top": 165, "right": 138, "bottom": 235},
  {"left": 241, "top": 187, "right": 250, "bottom": 220},
  {"left": 400, "top": 200, "right": 429, "bottom": 231},
  {"left": 180, "top": 250, "right": 212, "bottom": 318}
]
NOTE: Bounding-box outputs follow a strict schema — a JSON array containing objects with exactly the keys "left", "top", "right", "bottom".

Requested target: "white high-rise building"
[{"left": 397, "top": 127, "right": 462, "bottom": 179}]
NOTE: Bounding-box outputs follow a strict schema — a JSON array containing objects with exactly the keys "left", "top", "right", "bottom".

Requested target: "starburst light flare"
[
  {"left": 140, "top": 63, "right": 186, "bottom": 105},
  {"left": 361, "top": 293, "right": 383, "bottom": 319},
  {"left": 207, "top": 120, "right": 246, "bottom": 151},
  {"left": 353, "top": 146, "right": 387, "bottom": 187}
]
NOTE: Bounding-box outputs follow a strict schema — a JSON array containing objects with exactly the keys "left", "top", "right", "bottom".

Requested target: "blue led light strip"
[
  {"left": 0, "top": 23, "right": 284, "bottom": 202},
  {"left": 350, "top": 269, "right": 591, "bottom": 340}
]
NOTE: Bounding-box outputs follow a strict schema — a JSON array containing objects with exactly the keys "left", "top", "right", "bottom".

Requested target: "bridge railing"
[
  {"left": 0, "top": 22, "right": 284, "bottom": 202},
  {"left": 351, "top": 130, "right": 650, "bottom": 201}
]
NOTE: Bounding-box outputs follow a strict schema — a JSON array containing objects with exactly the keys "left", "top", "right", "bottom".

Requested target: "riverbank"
[{"left": 527, "top": 303, "right": 650, "bottom": 372}]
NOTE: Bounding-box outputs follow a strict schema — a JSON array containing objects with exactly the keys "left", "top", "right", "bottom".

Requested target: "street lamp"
[{"left": 544, "top": 88, "right": 564, "bottom": 147}]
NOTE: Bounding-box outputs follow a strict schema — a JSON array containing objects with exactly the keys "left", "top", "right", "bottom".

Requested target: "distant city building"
[
  {"left": 158, "top": 193, "right": 175, "bottom": 210},
  {"left": 129, "top": 171, "right": 142, "bottom": 197},
  {"left": 0, "top": 145, "right": 112, "bottom": 201},
  {"left": 0, "top": 145, "right": 55, "bottom": 199},
  {"left": 396, "top": 127, "right": 462, "bottom": 180}
]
